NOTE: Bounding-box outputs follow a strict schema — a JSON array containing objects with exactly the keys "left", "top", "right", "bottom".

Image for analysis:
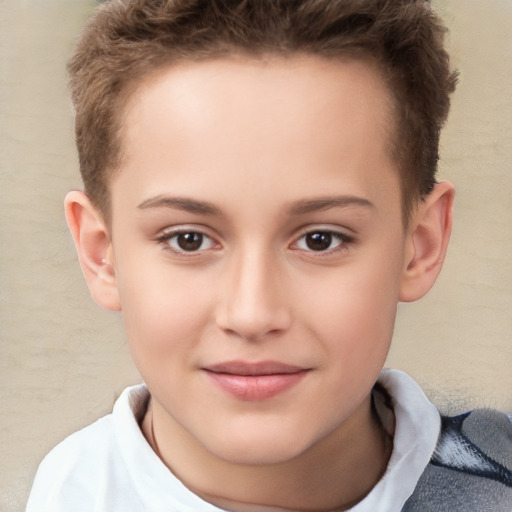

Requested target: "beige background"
[{"left": 1, "top": 0, "right": 511, "bottom": 510}]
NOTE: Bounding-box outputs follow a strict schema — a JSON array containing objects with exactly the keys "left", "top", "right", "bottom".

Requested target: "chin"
[{"left": 204, "top": 427, "right": 315, "bottom": 466}]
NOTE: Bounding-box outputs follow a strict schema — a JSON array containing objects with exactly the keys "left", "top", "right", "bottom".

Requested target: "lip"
[{"left": 203, "top": 360, "right": 309, "bottom": 401}]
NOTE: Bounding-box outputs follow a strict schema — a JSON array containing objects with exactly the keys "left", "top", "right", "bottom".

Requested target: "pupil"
[
  {"left": 177, "top": 232, "right": 203, "bottom": 251},
  {"left": 306, "top": 232, "right": 332, "bottom": 251}
]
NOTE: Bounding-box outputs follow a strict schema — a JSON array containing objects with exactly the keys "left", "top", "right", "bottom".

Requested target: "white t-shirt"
[{"left": 26, "top": 369, "right": 440, "bottom": 512}]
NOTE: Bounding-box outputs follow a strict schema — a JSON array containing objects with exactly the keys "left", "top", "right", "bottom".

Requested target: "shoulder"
[
  {"left": 26, "top": 385, "right": 149, "bottom": 512},
  {"left": 40, "top": 412, "right": 116, "bottom": 463},
  {"left": 434, "top": 409, "right": 512, "bottom": 482},
  {"left": 26, "top": 414, "right": 121, "bottom": 511},
  {"left": 403, "top": 409, "right": 512, "bottom": 512}
]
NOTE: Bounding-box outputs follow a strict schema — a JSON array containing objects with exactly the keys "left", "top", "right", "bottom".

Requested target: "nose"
[{"left": 215, "top": 248, "right": 292, "bottom": 341}]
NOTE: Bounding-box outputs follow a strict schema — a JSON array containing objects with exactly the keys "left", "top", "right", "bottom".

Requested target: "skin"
[{"left": 66, "top": 56, "right": 454, "bottom": 511}]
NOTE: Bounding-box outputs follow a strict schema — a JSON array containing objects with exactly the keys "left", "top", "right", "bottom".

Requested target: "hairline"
[{"left": 96, "top": 51, "right": 420, "bottom": 230}]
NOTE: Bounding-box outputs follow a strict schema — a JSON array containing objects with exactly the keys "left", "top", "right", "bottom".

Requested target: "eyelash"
[
  {"left": 292, "top": 228, "right": 353, "bottom": 256},
  {"left": 155, "top": 227, "right": 354, "bottom": 257},
  {"left": 155, "top": 228, "right": 219, "bottom": 256}
]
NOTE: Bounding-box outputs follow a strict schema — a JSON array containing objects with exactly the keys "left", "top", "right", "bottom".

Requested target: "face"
[{"left": 109, "top": 56, "right": 408, "bottom": 465}]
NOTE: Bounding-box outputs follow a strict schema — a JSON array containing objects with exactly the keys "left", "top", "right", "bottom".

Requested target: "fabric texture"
[
  {"left": 26, "top": 370, "right": 512, "bottom": 512},
  {"left": 402, "top": 409, "right": 512, "bottom": 511}
]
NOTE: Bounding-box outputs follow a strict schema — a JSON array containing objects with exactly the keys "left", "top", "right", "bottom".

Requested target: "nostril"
[{"left": 216, "top": 306, "right": 292, "bottom": 342}]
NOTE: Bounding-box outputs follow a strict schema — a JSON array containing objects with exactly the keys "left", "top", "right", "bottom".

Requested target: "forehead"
[
  {"left": 113, "top": 55, "right": 399, "bottom": 217},
  {"left": 121, "top": 54, "right": 394, "bottom": 146}
]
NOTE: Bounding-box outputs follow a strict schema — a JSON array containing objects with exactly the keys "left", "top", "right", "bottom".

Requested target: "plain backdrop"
[{"left": 1, "top": 1, "right": 511, "bottom": 510}]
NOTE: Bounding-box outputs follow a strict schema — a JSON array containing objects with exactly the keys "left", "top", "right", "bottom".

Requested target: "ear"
[
  {"left": 399, "top": 181, "right": 455, "bottom": 302},
  {"left": 64, "top": 190, "right": 122, "bottom": 311}
]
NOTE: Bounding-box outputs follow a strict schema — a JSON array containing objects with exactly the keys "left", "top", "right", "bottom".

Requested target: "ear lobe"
[
  {"left": 64, "top": 191, "right": 122, "bottom": 311},
  {"left": 399, "top": 181, "right": 455, "bottom": 303}
]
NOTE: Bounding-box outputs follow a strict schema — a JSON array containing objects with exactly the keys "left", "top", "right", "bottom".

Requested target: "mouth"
[
  {"left": 202, "top": 360, "right": 310, "bottom": 401},
  {"left": 205, "top": 360, "right": 306, "bottom": 376}
]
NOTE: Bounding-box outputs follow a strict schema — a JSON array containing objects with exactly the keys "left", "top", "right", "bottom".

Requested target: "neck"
[{"left": 141, "top": 394, "right": 393, "bottom": 512}]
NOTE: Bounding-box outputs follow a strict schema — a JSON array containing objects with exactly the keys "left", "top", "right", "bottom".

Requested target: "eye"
[
  {"left": 158, "top": 230, "right": 217, "bottom": 253},
  {"left": 295, "top": 230, "right": 348, "bottom": 252}
]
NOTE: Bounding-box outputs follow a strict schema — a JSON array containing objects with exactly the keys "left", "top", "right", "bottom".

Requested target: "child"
[{"left": 26, "top": 0, "right": 512, "bottom": 510}]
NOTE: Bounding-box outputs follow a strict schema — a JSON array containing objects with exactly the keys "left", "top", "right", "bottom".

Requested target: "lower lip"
[{"left": 205, "top": 371, "right": 308, "bottom": 401}]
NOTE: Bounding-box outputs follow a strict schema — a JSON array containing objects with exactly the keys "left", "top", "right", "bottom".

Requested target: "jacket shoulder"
[{"left": 403, "top": 409, "right": 512, "bottom": 512}]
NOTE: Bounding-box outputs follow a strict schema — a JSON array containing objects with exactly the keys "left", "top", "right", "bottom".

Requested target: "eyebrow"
[
  {"left": 288, "top": 196, "right": 375, "bottom": 215},
  {"left": 137, "top": 195, "right": 221, "bottom": 215},
  {"left": 137, "top": 194, "right": 374, "bottom": 217}
]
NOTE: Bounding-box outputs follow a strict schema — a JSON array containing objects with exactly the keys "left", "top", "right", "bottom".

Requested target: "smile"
[{"left": 203, "top": 361, "right": 310, "bottom": 401}]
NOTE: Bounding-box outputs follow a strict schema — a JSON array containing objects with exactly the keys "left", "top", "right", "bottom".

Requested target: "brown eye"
[
  {"left": 176, "top": 232, "right": 203, "bottom": 251},
  {"left": 295, "top": 230, "right": 347, "bottom": 253},
  {"left": 160, "top": 230, "right": 217, "bottom": 253},
  {"left": 305, "top": 232, "right": 334, "bottom": 251}
]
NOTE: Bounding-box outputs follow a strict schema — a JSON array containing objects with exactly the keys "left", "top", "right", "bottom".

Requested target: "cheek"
[
  {"left": 299, "top": 255, "right": 402, "bottom": 364},
  {"left": 300, "top": 271, "right": 399, "bottom": 416},
  {"left": 115, "top": 260, "right": 215, "bottom": 360}
]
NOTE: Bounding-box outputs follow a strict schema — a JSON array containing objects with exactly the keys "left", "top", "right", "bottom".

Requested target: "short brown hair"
[{"left": 68, "top": 0, "right": 457, "bottom": 223}]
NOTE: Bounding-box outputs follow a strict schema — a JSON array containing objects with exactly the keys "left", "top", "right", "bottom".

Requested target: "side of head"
[{"left": 68, "top": 0, "right": 457, "bottom": 225}]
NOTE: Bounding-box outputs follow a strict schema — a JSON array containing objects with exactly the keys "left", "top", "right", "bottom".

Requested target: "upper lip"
[{"left": 204, "top": 360, "right": 307, "bottom": 376}]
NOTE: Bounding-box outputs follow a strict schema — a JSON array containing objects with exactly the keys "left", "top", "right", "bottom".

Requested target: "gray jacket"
[{"left": 403, "top": 409, "right": 512, "bottom": 511}]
